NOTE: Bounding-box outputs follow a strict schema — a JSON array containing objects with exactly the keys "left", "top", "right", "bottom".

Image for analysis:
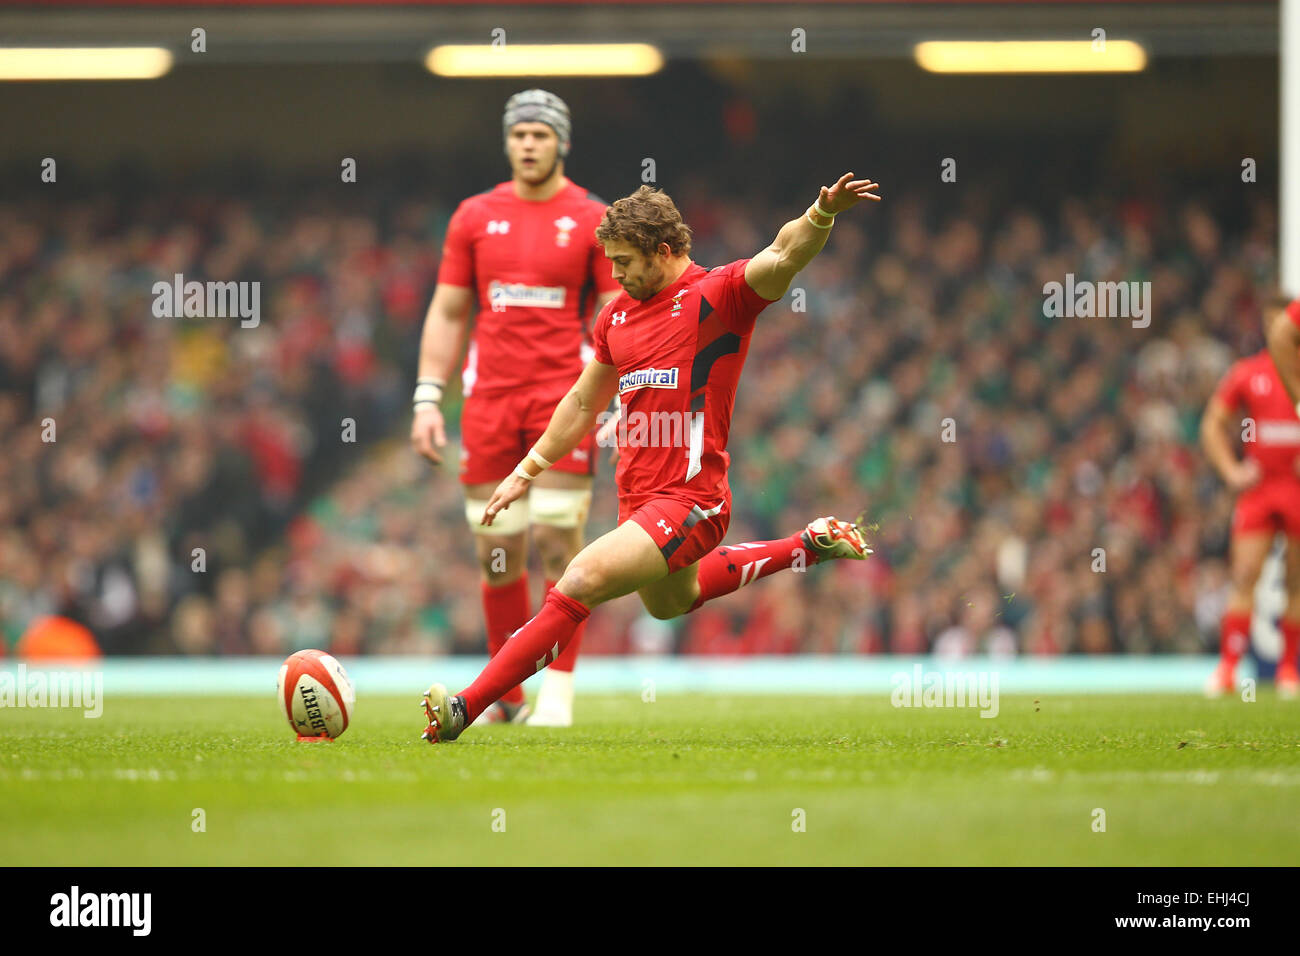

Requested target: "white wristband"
[
  {"left": 527, "top": 447, "right": 553, "bottom": 470},
  {"left": 806, "top": 209, "right": 833, "bottom": 230},
  {"left": 513, "top": 464, "right": 536, "bottom": 482},
  {"left": 813, "top": 198, "right": 836, "bottom": 219}
]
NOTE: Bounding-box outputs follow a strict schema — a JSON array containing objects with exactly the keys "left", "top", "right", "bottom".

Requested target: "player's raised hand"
[
  {"left": 411, "top": 405, "right": 448, "bottom": 466},
  {"left": 482, "top": 473, "right": 530, "bottom": 527},
  {"left": 819, "top": 172, "right": 881, "bottom": 215}
]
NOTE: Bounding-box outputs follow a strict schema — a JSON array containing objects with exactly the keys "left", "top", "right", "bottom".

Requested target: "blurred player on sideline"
[
  {"left": 411, "top": 90, "right": 620, "bottom": 726},
  {"left": 420, "top": 174, "right": 880, "bottom": 743},
  {"left": 1201, "top": 297, "right": 1300, "bottom": 698}
]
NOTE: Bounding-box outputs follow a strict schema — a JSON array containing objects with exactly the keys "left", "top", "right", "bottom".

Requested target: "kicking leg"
[
  {"left": 637, "top": 515, "right": 872, "bottom": 620},
  {"left": 423, "top": 519, "right": 668, "bottom": 742}
]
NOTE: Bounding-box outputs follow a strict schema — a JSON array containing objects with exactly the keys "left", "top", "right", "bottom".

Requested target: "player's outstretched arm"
[
  {"left": 482, "top": 359, "right": 620, "bottom": 525},
  {"left": 411, "top": 283, "right": 474, "bottom": 466},
  {"left": 1200, "top": 394, "right": 1259, "bottom": 492},
  {"left": 744, "top": 172, "right": 881, "bottom": 301},
  {"left": 1267, "top": 303, "right": 1300, "bottom": 409}
]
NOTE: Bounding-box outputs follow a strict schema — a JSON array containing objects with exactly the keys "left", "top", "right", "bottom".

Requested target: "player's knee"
[
  {"left": 474, "top": 534, "right": 527, "bottom": 584},
  {"left": 556, "top": 561, "right": 605, "bottom": 605}
]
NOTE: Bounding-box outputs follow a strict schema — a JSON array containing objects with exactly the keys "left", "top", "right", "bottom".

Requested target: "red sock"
[
  {"left": 547, "top": 578, "right": 585, "bottom": 672},
  {"left": 1220, "top": 610, "right": 1251, "bottom": 670},
  {"left": 1281, "top": 619, "right": 1300, "bottom": 671},
  {"left": 460, "top": 588, "right": 589, "bottom": 723},
  {"left": 688, "top": 533, "right": 814, "bottom": 612},
  {"left": 481, "top": 575, "right": 530, "bottom": 706}
]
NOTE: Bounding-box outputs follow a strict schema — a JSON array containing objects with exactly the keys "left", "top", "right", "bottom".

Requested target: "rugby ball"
[{"left": 277, "top": 649, "right": 355, "bottom": 740}]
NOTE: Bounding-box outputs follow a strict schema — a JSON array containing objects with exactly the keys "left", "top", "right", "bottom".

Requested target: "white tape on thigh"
[
  {"left": 465, "top": 497, "right": 530, "bottom": 535},
  {"left": 528, "top": 487, "right": 592, "bottom": 529}
]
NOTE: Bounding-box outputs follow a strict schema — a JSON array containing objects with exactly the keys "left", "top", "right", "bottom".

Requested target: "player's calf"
[{"left": 678, "top": 515, "right": 873, "bottom": 616}]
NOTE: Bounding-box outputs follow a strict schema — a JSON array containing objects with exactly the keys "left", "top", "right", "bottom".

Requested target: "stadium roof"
[{"left": 0, "top": 2, "right": 1276, "bottom": 62}]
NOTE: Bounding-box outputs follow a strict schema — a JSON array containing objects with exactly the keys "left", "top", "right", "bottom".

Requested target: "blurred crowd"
[{"left": 0, "top": 175, "right": 1276, "bottom": 657}]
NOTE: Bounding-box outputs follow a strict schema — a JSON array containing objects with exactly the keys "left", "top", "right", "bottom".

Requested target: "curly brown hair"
[{"left": 594, "top": 185, "right": 693, "bottom": 257}]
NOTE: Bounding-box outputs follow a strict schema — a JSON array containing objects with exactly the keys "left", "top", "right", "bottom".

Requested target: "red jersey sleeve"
[
  {"left": 436, "top": 201, "right": 476, "bottom": 288},
  {"left": 592, "top": 299, "right": 616, "bottom": 366},
  {"left": 1288, "top": 299, "right": 1300, "bottom": 329},
  {"left": 711, "top": 258, "right": 780, "bottom": 335},
  {"left": 1213, "top": 361, "right": 1246, "bottom": 410}
]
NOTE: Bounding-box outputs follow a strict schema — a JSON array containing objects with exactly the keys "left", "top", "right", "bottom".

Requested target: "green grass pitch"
[{"left": 3, "top": 693, "right": 1299, "bottom": 865}]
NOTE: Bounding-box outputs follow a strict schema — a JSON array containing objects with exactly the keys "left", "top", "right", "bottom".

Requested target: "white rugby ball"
[{"left": 277, "top": 649, "right": 355, "bottom": 740}]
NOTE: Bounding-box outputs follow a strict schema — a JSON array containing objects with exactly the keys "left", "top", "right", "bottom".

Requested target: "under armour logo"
[
  {"left": 611, "top": 311, "right": 627, "bottom": 325},
  {"left": 656, "top": 519, "right": 673, "bottom": 536},
  {"left": 486, "top": 220, "right": 511, "bottom": 235}
]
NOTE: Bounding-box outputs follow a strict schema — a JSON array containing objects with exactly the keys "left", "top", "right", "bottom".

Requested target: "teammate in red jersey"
[
  {"left": 1201, "top": 299, "right": 1300, "bottom": 698},
  {"left": 411, "top": 90, "right": 620, "bottom": 727},
  {"left": 419, "top": 174, "right": 880, "bottom": 742}
]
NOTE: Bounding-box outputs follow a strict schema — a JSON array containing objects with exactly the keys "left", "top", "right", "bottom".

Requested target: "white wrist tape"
[
  {"left": 526, "top": 447, "right": 553, "bottom": 470},
  {"left": 413, "top": 380, "right": 444, "bottom": 407},
  {"left": 513, "top": 464, "right": 537, "bottom": 482},
  {"left": 813, "top": 198, "right": 836, "bottom": 219}
]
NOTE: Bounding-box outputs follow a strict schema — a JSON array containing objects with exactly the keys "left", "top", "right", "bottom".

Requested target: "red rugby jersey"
[
  {"left": 437, "top": 178, "right": 620, "bottom": 395},
  {"left": 1213, "top": 350, "right": 1300, "bottom": 478},
  {"left": 592, "top": 258, "right": 780, "bottom": 513}
]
